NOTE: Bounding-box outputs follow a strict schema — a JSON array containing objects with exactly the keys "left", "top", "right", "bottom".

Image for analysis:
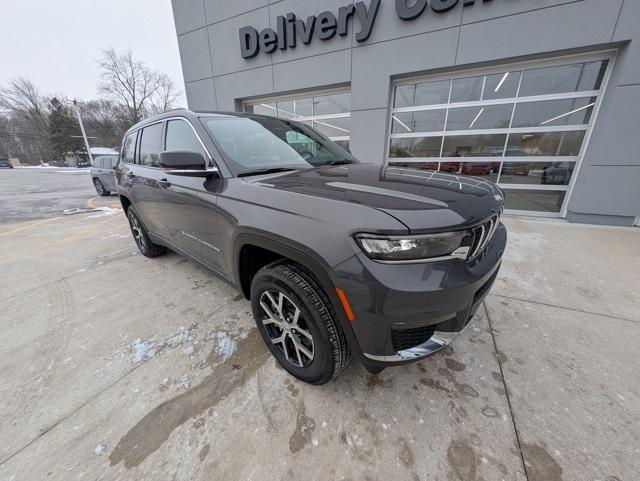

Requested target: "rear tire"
[
  {"left": 93, "top": 178, "right": 110, "bottom": 196},
  {"left": 250, "top": 262, "right": 350, "bottom": 385},
  {"left": 126, "top": 207, "right": 165, "bottom": 258}
]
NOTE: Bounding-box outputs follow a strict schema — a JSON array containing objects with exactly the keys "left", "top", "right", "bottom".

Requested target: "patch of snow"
[
  {"left": 207, "top": 331, "right": 237, "bottom": 361},
  {"left": 86, "top": 207, "right": 120, "bottom": 218},
  {"left": 130, "top": 338, "right": 157, "bottom": 365},
  {"left": 63, "top": 208, "right": 92, "bottom": 215},
  {"left": 159, "top": 374, "right": 191, "bottom": 391},
  {"left": 167, "top": 326, "right": 195, "bottom": 348},
  {"left": 183, "top": 345, "right": 195, "bottom": 356},
  {"left": 94, "top": 444, "right": 106, "bottom": 456}
]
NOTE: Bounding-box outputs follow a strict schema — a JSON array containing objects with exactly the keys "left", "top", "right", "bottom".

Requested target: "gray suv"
[
  {"left": 91, "top": 155, "right": 118, "bottom": 195},
  {"left": 115, "top": 110, "right": 506, "bottom": 384}
]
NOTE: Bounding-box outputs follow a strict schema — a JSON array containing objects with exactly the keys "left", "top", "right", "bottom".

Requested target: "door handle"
[{"left": 158, "top": 178, "right": 171, "bottom": 189}]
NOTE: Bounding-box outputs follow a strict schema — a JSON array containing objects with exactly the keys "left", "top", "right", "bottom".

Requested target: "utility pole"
[{"left": 72, "top": 99, "right": 93, "bottom": 164}]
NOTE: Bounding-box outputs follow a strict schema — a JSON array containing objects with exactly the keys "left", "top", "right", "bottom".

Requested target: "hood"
[{"left": 247, "top": 163, "right": 504, "bottom": 232}]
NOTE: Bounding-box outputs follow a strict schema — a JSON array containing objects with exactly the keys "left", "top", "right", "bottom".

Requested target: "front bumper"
[{"left": 333, "top": 223, "right": 506, "bottom": 366}]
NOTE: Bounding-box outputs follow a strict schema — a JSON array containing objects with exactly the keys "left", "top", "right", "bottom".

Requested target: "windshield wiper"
[
  {"left": 237, "top": 167, "right": 298, "bottom": 178},
  {"left": 327, "top": 159, "right": 354, "bottom": 166}
]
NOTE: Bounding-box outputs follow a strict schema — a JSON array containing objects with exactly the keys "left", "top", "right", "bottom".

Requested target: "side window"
[
  {"left": 111, "top": 157, "right": 119, "bottom": 169},
  {"left": 139, "top": 123, "right": 164, "bottom": 167},
  {"left": 121, "top": 133, "right": 137, "bottom": 164},
  {"left": 165, "top": 119, "right": 207, "bottom": 158}
]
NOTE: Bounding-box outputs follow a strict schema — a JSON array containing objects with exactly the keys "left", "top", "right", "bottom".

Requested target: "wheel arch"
[
  {"left": 119, "top": 194, "right": 132, "bottom": 213},
  {"left": 234, "top": 232, "right": 364, "bottom": 362}
]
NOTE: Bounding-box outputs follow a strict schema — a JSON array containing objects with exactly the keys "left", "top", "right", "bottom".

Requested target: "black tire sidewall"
[
  {"left": 94, "top": 179, "right": 107, "bottom": 196},
  {"left": 251, "top": 268, "right": 335, "bottom": 384}
]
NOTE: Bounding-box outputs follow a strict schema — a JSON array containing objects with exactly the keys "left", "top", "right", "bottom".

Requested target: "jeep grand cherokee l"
[{"left": 115, "top": 110, "right": 506, "bottom": 385}]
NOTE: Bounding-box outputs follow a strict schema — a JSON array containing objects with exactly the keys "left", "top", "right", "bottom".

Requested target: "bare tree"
[
  {"left": 98, "top": 49, "right": 181, "bottom": 125},
  {"left": 149, "top": 74, "right": 180, "bottom": 116},
  {"left": 0, "top": 78, "right": 52, "bottom": 162}
]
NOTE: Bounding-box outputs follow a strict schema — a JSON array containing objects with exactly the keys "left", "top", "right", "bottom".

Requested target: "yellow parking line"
[
  {"left": 60, "top": 217, "right": 117, "bottom": 244},
  {"left": 0, "top": 216, "right": 119, "bottom": 261},
  {"left": 86, "top": 197, "right": 99, "bottom": 209},
  {"left": 0, "top": 218, "right": 60, "bottom": 238}
]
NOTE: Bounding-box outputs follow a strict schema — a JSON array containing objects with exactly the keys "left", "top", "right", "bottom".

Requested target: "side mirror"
[
  {"left": 159, "top": 150, "right": 218, "bottom": 178},
  {"left": 160, "top": 150, "right": 206, "bottom": 170}
]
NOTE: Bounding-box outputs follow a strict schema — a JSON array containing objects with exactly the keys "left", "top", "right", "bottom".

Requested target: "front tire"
[
  {"left": 126, "top": 208, "right": 165, "bottom": 258},
  {"left": 93, "top": 178, "right": 110, "bottom": 196},
  {"left": 250, "top": 262, "right": 350, "bottom": 385}
]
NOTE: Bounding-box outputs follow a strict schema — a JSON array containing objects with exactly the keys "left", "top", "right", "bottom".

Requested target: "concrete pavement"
[{"left": 0, "top": 170, "right": 638, "bottom": 481}]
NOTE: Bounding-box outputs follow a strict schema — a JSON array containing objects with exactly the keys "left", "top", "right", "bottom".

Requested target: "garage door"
[{"left": 386, "top": 51, "right": 614, "bottom": 217}]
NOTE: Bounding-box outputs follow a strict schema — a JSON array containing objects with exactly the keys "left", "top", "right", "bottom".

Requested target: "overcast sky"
[{"left": 1, "top": 0, "right": 185, "bottom": 103}]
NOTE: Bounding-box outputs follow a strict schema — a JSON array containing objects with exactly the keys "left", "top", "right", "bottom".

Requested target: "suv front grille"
[
  {"left": 392, "top": 324, "right": 436, "bottom": 352},
  {"left": 468, "top": 212, "right": 502, "bottom": 259}
]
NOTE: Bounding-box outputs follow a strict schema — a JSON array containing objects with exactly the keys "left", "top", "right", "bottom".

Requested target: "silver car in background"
[{"left": 90, "top": 155, "right": 118, "bottom": 196}]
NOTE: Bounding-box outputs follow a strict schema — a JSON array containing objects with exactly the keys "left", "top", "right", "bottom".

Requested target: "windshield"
[{"left": 202, "top": 115, "right": 356, "bottom": 175}]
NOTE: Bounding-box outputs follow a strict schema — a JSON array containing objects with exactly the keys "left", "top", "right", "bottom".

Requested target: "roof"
[{"left": 90, "top": 147, "right": 119, "bottom": 155}]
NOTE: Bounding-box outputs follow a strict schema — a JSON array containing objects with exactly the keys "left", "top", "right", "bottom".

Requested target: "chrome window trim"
[{"left": 119, "top": 116, "right": 214, "bottom": 168}]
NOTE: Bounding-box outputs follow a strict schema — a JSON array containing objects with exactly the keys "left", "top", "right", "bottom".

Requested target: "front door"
[{"left": 154, "top": 119, "right": 224, "bottom": 272}]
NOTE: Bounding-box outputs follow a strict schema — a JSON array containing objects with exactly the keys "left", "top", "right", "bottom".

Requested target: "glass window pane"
[
  {"left": 314, "top": 93, "right": 350, "bottom": 116},
  {"left": 165, "top": 120, "right": 206, "bottom": 157},
  {"left": 483, "top": 71, "right": 521, "bottom": 100},
  {"left": 512, "top": 97, "right": 596, "bottom": 128},
  {"left": 389, "top": 137, "right": 442, "bottom": 158},
  {"left": 313, "top": 117, "right": 351, "bottom": 138},
  {"left": 139, "top": 123, "right": 164, "bottom": 167},
  {"left": 121, "top": 132, "right": 137, "bottom": 163},
  {"left": 519, "top": 60, "right": 608, "bottom": 97},
  {"left": 506, "top": 131, "right": 585, "bottom": 157},
  {"left": 292, "top": 98, "right": 313, "bottom": 118},
  {"left": 446, "top": 104, "right": 513, "bottom": 131},
  {"left": 451, "top": 76, "right": 483, "bottom": 103},
  {"left": 442, "top": 134, "right": 507, "bottom": 157},
  {"left": 503, "top": 189, "right": 566, "bottom": 213},
  {"left": 500, "top": 161, "right": 575, "bottom": 185},
  {"left": 439, "top": 161, "right": 499, "bottom": 182},
  {"left": 333, "top": 139, "right": 350, "bottom": 152},
  {"left": 388, "top": 161, "right": 439, "bottom": 171},
  {"left": 275, "top": 100, "right": 295, "bottom": 119},
  {"left": 394, "top": 84, "right": 416, "bottom": 108},
  {"left": 247, "top": 102, "right": 276, "bottom": 116},
  {"left": 394, "top": 80, "right": 450, "bottom": 108},
  {"left": 391, "top": 110, "right": 446, "bottom": 133},
  {"left": 415, "top": 80, "right": 451, "bottom": 106}
]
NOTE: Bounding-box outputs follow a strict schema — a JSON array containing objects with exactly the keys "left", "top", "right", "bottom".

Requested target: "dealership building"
[{"left": 172, "top": 0, "right": 640, "bottom": 226}]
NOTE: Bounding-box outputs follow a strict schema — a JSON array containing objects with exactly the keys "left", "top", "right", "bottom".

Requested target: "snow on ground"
[
  {"left": 86, "top": 207, "right": 120, "bottom": 218},
  {"left": 206, "top": 331, "right": 238, "bottom": 361}
]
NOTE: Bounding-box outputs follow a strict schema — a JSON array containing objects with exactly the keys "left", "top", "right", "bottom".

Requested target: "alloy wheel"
[
  {"left": 129, "top": 213, "right": 146, "bottom": 252},
  {"left": 259, "top": 290, "right": 314, "bottom": 368},
  {"left": 94, "top": 179, "right": 104, "bottom": 195}
]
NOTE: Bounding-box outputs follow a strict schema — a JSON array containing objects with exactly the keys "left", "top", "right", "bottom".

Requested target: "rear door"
[
  {"left": 155, "top": 118, "right": 223, "bottom": 270},
  {"left": 128, "top": 122, "right": 165, "bottom": 236}
]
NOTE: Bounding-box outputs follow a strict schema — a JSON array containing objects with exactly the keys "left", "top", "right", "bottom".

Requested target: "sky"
[{"left": 0, "top": 0, "right": 185, "bottom": 103}]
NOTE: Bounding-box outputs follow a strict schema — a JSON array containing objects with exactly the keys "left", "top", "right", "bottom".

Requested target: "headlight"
[{"left": 355, "top": 231, "right": 472, "bottom": 262}]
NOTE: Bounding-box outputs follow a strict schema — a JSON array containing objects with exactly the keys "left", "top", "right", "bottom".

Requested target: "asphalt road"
[
  {"left": 0, "top": 167, "right": 111, "bottom": 223},
  {"left": 1, "top": 169, "right": 639, "bottom": 481}
]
